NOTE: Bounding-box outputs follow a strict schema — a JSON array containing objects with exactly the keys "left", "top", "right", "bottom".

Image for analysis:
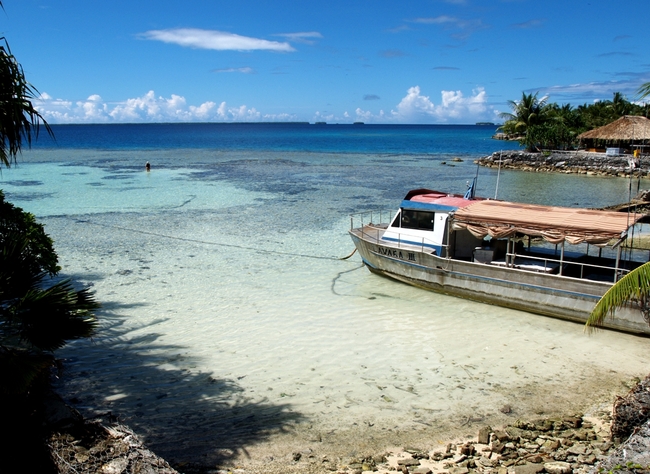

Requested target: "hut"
[{"left": 578, "top": 115, "right": 650, "bottom": 154}]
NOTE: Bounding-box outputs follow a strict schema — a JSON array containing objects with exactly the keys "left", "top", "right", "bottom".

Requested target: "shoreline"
[
  {"left": 39, "top": 372, "right": 649, "bottom": 474},
  {"left": 47, "top": 367, "right": 645, "bottom": 473},
  {"left": 477, "top": 151, "right": 650, "bottom": 177}
]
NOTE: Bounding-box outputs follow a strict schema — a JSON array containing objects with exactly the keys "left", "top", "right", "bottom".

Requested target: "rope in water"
[
  {"left": 71, "top": 217, "right": 358, "bottom": 262},
  {"left": 338, "top": 248, "right": 357, "bottom": 260}
]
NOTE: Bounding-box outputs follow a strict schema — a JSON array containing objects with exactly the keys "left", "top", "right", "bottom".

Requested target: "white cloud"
[
  {"left": 274, "top": 32, "right": 323, "bottom": 45},
  {"left": 355, "top": 108, "right": 386, "bottom": 122},
  {"left": 34, "top": 91, "right": 268, "bottom": 124},
  {"left": 213, "top": 67, "right": 255, "bottom": 74},
  {"left": 392, "top": 86, "right": 437, "bottom": 120},
  {"left": 215, "top": 102, "right": 261, "bottom": 121},
  {"left": 34, "top": 87, "right": 498, "bottom": 125},
  {"left": 139, "top": 28, "right": 295, "bottom": 52},
  {"left": 311, "top": 111, "right": 337, "bottom": 123},
  {"left": 412, "top": 16, "right": 458, "bottom": 25},
  {"left": 535, "top": 80, "right": 644, "bottom": 103},
  {"left": 354, "top": 86, "right": 498, "bottom": 124},
  {"left": 409, "top": 16, "right": 487, "bottom": 40}
]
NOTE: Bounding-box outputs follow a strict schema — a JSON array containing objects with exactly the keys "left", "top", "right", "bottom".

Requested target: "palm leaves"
[
  {"left": 499, "top": 92, "right": 548, "bottom": 131},
  {"left": 498, "top": 92, "right": 551, "bottom": 151},
  {"left": 0, "top": 0, "right": 97, "bottom": 397},
  {"left": 637, "top": 82, "right": 650, "bottom": 101},
  {"left": 0, "top": 265, "right": 99, "bottom": 395},
  {"left": 586, "top": 262, "right": 650, "bottom": 331},
  {"left": 2, "top": 273, "right": 98, "bottom": 352},
  {"left": 0, "top": 195, "right": 98, "bottom": 395},
  {"left": 0, "top": 38, "right": 52, "bottom": 167}
]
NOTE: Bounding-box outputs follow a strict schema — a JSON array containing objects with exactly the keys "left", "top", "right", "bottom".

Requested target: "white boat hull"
[{"left": 349, "top": 227, "right": 650, "bottom": 336}]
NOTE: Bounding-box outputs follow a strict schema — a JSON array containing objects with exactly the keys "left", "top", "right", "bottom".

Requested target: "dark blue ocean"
[
  {"left": 34, "top": 123, "right": 518, "bottom": 155},
  {"left": 3, "top": 122, "right": 648, "bottom": 469}
]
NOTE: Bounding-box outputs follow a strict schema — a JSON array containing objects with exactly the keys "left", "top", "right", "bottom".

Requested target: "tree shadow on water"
[{"left": 54, "top": 300, "right": 305, "bottom": 471}]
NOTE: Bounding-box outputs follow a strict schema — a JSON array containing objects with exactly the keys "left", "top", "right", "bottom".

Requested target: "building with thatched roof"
[{"left": 578, "top": 115, "right": 650, "bottom": 153}]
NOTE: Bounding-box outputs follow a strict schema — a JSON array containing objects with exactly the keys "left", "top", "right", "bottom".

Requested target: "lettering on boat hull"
[{"left": 375, "top": 245, "right": 417, "bottom": 263}]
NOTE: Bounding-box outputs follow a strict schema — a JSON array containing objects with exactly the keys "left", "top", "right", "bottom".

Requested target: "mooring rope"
[
  {"left": 70, "top": 217, "right": 358, "bottom": 262},
  {"left": 338, "top": 248, "right": 357, "bottom": 260}
]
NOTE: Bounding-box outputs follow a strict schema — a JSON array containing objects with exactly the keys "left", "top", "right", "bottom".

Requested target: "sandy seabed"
[{"left": 43, "top": 211, "right": 650, "bottom": 473}]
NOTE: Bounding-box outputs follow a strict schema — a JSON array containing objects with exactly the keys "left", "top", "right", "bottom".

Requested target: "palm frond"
[
  {"left": 15, "top": 279, "right": 99, "bottom": 351},
  {"left": 636, "top": 82, "right": 650, "bottom": 101},
  {"left": 0, "top": 38, "right": 53, "bottom": 167},
  {"left": 586, "top": 261, "right": 650, "bottom": 331}
]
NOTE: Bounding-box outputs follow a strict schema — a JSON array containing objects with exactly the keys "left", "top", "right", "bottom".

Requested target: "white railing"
[
  {"left": 502, "top": 251, "right": 632, "bottom": 280},
  {"left": 349, "top": 209, "right": 394, "bottom": 230}
]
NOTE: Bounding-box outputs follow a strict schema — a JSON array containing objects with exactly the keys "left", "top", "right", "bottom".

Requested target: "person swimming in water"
[{"left": 145, "top": 162, "right": 151, "bottom": 172}]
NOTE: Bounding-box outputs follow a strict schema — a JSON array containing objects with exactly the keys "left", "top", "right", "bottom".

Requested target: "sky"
[{"left": 5, "top": 0, "right": 650, "bottom": 124}]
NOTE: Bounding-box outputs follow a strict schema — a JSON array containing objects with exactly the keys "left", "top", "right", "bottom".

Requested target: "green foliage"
[
  {"left": 0, "top": 190, "right": 59, "bottom": 276},
  {"left": 500, "top": 91, "right": 649, "bottom": 152},
  {"left": 525, "top": 122, "right": 576, "bottom": 151},
  {"left": 0, "top": 207, "right": 99, "bottom": 394},
  {"left": 0, "top": 0, "right": 97, "bottom": 398},
  {"left": 0, "top": 38, "right": 52, "bottom": 167},
  {"left": 587, "top": 261, "right": 650, "bottom": 331},
  {"left": 499, "top": 92, "right": 550, "bottom": 151},
  {"left": 599, "top": 462, "right": 650, "bottom": 474}
]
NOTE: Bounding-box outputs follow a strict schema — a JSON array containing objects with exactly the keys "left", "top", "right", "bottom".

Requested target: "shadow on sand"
[{"left": 54, "top": 296, "right": 305, "bottom": 471}]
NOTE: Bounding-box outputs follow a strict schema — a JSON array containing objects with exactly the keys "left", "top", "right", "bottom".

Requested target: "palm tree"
[
  {"left": 608, "top": 91, "right": 632, "bottom": 117},
  {"left": 0, "top": 192, "right": 99, "bottom": 395},
  {"left": 498, "top": 92, "right": 549, "bottom": 151},
  {"left": 0, "top": 2, "right": 97, "bottom": 395},
  {"left": 0, "top": 39, "right": 52, "bottom": 167},
  {"left": 499, "top": 92, "right": 548, "bottom": 131},
  {"left": 587, "top": 262, "right": 650, "bottom": 331},
  {"left": 0, "top": 239, "right": 98, "bottom": 394}
]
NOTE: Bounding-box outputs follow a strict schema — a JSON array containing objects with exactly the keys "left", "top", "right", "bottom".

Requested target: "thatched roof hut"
[{"left": 578, "top": 116, "right": 650, "bottom": 149}]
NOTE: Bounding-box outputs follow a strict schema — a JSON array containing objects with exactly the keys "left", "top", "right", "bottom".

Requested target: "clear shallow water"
[{"left": 3, "top": 124, "right": 650, "bottom": 468}]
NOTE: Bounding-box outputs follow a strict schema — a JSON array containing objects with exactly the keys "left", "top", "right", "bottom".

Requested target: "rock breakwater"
[
  {"left": 333, "top": 413, "right": 616, "bottom": 474},
  {"left": 477, "top": 151, "right": 649, "bottom": 177}
]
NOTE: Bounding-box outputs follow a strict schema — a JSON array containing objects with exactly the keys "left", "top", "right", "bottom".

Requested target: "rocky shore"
[
  {"left": 42, "top": 404, "right": 649, "bottom": 474},
  {"left": 24, "top": 374, "right": 649, "bottom": 474},
  {"left": 476, "top": 151, "right": 649, "bottom": 177},
  {"left": 351, "top": 413, "right": 627, "bottom": 474}
]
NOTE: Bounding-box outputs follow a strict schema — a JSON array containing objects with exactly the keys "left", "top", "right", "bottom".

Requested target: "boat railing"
[
  {"left": 501, "top": 251, "right": 632, "bottom": 280},
  {"left": 349, "top": 210, "right": 394, "bottom": 230},
  {"left": 384, "top": 232, "right": 442, "bottom": 254}
]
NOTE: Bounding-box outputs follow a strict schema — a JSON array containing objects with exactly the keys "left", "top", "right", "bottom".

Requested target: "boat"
[{"left": 348, "top": 185, "right": 650, "bottom": 335}]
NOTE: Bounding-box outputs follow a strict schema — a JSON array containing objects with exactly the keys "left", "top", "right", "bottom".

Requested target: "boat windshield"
[{"left": 400, "top": 209, "right": 435, "bottom": 231}]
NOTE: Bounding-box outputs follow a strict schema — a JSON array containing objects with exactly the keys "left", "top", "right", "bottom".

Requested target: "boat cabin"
[
  {"left": 381, "top": 189, "right": 478, "bottom": 257},
  {"left": 382, "top": 189, "right": 648, "bottom": 282}
]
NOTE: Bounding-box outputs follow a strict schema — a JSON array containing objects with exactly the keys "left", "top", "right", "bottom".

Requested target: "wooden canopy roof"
[
  {"left": 452, "top": 200, "right": 642, "bottom": 245},
  {"left": 578, "top": 115, "right": 650, "bottom": 142}
]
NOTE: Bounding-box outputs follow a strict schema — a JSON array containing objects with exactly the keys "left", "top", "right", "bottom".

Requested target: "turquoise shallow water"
[{"left": 3, "top": 125, "right": 650, "bottom": 468}]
